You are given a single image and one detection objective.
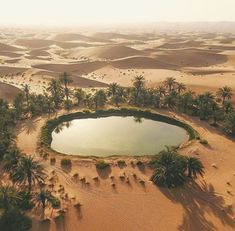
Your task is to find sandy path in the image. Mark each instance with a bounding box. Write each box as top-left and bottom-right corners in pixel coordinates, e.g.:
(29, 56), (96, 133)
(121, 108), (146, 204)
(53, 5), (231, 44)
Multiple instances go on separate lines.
(15, 110), (235, 231)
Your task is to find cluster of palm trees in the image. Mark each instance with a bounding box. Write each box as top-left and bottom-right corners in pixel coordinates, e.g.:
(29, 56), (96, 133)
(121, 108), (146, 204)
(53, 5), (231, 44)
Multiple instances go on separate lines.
(10, 73), (235, 135)
(0, 147), (60, 230)
(149, 147), (204, 188)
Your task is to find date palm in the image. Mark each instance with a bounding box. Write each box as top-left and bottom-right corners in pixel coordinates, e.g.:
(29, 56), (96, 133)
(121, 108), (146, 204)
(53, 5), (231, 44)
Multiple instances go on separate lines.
(185, 156), (204, 178)
(74, 88), (86, 107)
(217, 86), (233, 104)
(59, 72), (73, 109)
(176, 82), (186, 95)
(0, 185), (21, 212)
(11, 156), (46, 193)
(23, 84), (30, 108)
(34, 189), (60, 210)
(164, 77), (177, 92)
(108, 83), (119, 97)
(3, 146), (22, 171)
(150, 147), (187, 188)
(47, 79), (63, 108)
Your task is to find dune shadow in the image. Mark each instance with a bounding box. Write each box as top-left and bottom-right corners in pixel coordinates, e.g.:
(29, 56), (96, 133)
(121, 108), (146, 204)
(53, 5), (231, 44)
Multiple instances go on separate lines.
(158, 181), (235, 231)
(96, 166), (112, 179)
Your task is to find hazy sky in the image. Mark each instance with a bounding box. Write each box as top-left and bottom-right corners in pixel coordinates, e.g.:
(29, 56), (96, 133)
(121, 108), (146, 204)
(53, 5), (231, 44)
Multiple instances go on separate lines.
(1, 0), (235, 26)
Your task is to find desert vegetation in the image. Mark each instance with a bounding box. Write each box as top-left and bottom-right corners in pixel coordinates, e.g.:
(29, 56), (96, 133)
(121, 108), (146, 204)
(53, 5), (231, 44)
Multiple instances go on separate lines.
(149, 146), (204, 187)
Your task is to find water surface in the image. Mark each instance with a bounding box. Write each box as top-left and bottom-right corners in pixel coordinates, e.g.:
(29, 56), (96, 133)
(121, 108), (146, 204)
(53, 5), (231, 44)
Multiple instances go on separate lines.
(51, 116), (188, 156)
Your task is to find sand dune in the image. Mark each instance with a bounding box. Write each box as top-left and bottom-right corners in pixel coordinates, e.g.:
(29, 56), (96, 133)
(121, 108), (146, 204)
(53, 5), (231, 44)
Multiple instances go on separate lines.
(0, 42), (23, 51)
(27, 49), (50, 57)
(15, 39), (54, 48)
(15, 39), (89, 49)
(70, 76), (108, 87)
(93, 32), (152, 41)
(0, 82), (21, 101)
(68, 45), (145, 60)
(0, 51), (22, 58)
(33, 70), (108, 87)
(111, 56), (177, 69)
(52, 33), (109, 43)
(155, 49), (228, 67)
(4, 59), (21, 64)
(33, 61), (107, 75)
(0, 66), (28, 75)
(159, 40), (204, 49)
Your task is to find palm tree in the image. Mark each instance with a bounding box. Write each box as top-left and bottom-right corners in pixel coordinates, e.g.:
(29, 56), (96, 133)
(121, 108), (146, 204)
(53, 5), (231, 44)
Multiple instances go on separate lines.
(47, 79), (63, 108)
(132, 75), (145, 103)
(23, 84), (30, 108)
(11, 156), (46, 193)
(74, 88), (86, 107)
(195, 92), (215, 120)
(178, 91), (195, 113)
(164, 92), (177, 108)
(0, 185), (21, 212)
(59, 72), (73, 109)
(150, 147), (187, 187)
(185, 156), (204, 178)
(176, 82), (186, 95)
(34, 189), (59, 210)
(223, 111), (235, 135)
(108, 83), (119, 97)
(93, 90), (107, 108)
(156, 85), (166, 97)
(217, 86), (233, 104)
(3, 146), (22, 171)
(223, 101), (233, 114)
(13, 93), (24, 119)
(164, 77), (177, 92)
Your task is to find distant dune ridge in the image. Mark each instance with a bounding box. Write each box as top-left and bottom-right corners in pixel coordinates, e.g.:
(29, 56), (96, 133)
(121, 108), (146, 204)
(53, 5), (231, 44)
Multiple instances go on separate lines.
(68, 45), (145, 60)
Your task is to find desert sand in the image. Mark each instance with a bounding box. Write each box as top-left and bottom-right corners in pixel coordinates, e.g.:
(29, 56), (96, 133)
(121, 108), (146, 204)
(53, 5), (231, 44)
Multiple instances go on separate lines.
(1, 25), (235, 230)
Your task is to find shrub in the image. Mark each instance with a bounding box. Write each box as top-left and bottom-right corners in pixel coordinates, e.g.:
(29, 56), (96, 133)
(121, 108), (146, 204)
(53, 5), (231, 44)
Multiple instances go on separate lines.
(96, 160), (109, 170)
(60, 158), (72, 168)
(199, 139), (208, 145)
(50, 157), (56, 165)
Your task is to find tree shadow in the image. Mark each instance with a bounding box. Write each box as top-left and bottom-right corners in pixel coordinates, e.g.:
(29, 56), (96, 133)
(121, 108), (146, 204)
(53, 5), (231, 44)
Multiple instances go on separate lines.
(96, 166), (112, 179)
(158, 181), (235, 231)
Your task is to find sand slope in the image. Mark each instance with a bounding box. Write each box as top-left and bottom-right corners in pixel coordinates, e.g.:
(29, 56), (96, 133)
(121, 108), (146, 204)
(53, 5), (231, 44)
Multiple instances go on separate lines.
(69, 45), (145, 60)
(33, 61), (107, 75)
(0, 42), (23, 51)
(155, 49), (228, 67)
(111, 56), (177, 69)
(0, 66), (28, 75)
(0, 82), (21, 101)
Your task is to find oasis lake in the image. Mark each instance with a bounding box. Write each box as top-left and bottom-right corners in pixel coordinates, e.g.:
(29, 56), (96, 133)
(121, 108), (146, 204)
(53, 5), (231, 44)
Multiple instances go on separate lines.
(51, 116), (189, 156)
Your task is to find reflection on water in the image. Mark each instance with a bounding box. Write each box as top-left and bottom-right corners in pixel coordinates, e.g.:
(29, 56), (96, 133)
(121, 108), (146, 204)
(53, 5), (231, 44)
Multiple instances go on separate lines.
(51, 116), (188, 156)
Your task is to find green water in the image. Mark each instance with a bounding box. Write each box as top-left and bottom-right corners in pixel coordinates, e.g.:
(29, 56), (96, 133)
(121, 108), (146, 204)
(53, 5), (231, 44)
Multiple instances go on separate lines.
(51, 116), (188, 156)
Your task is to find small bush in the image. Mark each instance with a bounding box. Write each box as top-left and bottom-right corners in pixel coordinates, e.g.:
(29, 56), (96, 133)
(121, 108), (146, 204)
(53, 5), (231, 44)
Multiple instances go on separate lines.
(60, 158), (72, 168)
(200, 139), (208, 145)
(50, 157), (56, 165)
(96, 160), (109, 170)
(117, 160), (126, 165)
(136, 160), (144, 166)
